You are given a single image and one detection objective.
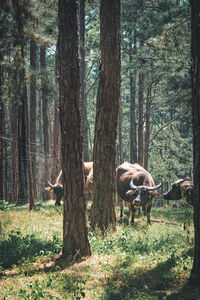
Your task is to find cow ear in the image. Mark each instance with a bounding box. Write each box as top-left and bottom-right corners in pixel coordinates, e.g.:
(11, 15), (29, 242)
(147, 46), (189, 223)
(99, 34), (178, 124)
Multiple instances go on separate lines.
(126, 190), (136, 196)
(150, 190), (158, 197)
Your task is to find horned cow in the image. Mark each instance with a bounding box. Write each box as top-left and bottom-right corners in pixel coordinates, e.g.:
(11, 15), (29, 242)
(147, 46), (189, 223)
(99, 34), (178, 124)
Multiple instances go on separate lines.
(163, 179), (194, 206)
(116, 162), (162, 225)
(47, 162), (93, 206)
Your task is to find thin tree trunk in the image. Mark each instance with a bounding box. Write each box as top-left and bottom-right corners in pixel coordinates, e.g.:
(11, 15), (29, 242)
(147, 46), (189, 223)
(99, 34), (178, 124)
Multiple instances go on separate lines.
(190, 0), (200, 286)
(30, 36), (38, 200)
(80, 0), (89, 162)
(91, 0), (120, 232)
(40, 44), (51, 197)
(118, 94), (123, 165)
(130, 34), (137, 163)
(58, 0), (91, 262)
(51, 98), (61, 182)
(144, 86), (151, 170)
(138, 71), (144, 166)
(0, 61), (4, 200)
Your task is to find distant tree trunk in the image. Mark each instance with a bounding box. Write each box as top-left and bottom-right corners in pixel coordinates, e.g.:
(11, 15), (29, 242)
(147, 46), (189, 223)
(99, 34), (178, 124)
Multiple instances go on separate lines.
(10, 72), (18, 203)
(30, 36), (38, 200)
(130, 49), (137, 163)
(190, 0), (200, 286)
(51, 98), (61, 182)
(12, 0), (28, 204)
(0, 61), (4, 200)
(138, 71), (144, 166)
(144, 86), (151, 170)
(17, 54), (28, 205)
(91, 0), (120, 232)
(40, 44), (51, 196)
(79, 0), (89, 162)
(118, 94), (123, 165)
(58, 0), (91, 262)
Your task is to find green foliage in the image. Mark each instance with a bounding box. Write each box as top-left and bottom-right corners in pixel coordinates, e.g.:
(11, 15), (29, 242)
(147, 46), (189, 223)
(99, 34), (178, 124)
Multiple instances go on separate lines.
(0, 202), (197, 299)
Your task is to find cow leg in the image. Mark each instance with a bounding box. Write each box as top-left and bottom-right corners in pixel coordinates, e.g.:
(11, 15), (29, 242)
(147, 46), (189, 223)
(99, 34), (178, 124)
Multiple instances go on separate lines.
(146, 206), (151, 225)
(130, 205), (137, 225)
(119, 197), (124, 218)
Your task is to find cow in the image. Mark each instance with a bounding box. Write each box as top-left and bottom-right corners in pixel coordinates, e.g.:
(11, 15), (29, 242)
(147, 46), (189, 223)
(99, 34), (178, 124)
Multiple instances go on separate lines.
(46, 162), (93, 206)
(163, 179), (194, 206)
(116, 162), (162, 225)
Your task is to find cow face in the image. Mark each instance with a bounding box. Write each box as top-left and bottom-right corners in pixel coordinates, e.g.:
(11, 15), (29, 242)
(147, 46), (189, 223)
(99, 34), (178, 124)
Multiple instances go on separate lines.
(126, 187), (158, 208)
(163, 179), (194, 206)
(53, 185), (63, 206)
(163, 179), (184, 201)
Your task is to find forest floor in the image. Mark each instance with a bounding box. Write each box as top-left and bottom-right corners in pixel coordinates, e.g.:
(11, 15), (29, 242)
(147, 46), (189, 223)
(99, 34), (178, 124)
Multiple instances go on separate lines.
(0, 200), (200, 299)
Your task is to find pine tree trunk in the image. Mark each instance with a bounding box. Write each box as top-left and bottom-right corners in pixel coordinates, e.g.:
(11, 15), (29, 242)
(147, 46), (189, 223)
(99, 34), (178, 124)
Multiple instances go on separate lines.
(80, 0), (89, 162)
(30, 37), (38, 200)
(144, 86), (151, 170)
(118, 94), (123, 165)
(58, 0), (91, 262)
(51, 98), (61, 182)
(190, 0), (200, 286)
(40, 44), (51, 198)
(91, 0), (120, 232)
(138, 71), (144, 166)
(0, 61), (4, 200)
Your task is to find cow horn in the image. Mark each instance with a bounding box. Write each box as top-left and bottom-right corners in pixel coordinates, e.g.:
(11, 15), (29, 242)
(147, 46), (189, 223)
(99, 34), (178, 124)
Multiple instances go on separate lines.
(47, 180), (55, 188)
(146, 181), (163, 191)
(130, 179), (138, 190)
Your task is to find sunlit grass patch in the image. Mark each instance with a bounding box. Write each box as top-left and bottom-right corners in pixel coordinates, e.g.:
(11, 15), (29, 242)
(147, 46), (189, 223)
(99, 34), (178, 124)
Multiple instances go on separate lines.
(0, 203), (197, 299)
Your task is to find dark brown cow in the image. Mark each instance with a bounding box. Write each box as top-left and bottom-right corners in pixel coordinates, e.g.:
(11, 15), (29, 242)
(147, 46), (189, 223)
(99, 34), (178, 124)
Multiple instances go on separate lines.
(47, 162), (93, 206)
(116, 162), (162, 225)
(163, 179), (194, 206)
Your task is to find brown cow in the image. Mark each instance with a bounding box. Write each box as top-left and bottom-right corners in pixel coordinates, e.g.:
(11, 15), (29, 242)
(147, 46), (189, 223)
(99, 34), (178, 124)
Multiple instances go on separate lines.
(116, 162), (162, 225)
(47, 162), (93, 206)
(163, 179), (194, 206)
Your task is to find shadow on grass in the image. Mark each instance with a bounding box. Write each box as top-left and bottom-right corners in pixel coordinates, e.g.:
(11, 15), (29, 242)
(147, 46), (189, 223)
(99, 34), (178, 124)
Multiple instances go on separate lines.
(101, 248), (198, 300)
(0, 230), (62, 269)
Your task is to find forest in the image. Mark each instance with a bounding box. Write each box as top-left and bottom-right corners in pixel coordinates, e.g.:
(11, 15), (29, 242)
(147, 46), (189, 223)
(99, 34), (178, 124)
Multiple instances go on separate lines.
(1, 0), (200, 299)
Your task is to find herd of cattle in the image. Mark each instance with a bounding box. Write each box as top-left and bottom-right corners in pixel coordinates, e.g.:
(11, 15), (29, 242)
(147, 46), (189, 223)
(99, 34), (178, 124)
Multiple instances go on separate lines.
(45, 162), (194, 225)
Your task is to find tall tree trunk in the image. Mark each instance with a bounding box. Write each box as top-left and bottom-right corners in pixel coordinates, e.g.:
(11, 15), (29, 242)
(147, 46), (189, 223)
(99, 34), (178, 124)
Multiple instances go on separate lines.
(12, 0), (28, 204)
(51, 98), (61, 182)
(118, 94), (123, 165)
(138, 71), (144, 166)
(144, 86), (151, 170)
(40, 44), (51, 197)
(30, 36), (38, 200)
(130, 34), (137, 163)
(190, 0), (200, 286)
(91, 0), (120, 232)
(58, 0), (91, 262)
(0, 60), (4, 200)
(79, 0), (89, 162)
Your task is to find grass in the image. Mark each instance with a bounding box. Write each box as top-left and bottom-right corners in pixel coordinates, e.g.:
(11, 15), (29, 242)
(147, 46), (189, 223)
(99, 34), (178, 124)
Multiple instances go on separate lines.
(0, 200), (199, 299)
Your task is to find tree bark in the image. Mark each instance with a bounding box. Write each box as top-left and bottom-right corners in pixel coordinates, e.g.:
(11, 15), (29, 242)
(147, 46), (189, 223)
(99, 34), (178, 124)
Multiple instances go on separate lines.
(190, 0), (200, 286)
(40, 44), (51, 198)
(144, 86), (151, 170)
(138, 71), (144, 166)
(0, 60), (4, 200)
(79, 0), (89, 162)
(91, 0), (120, 232)
(58, 0), (91, 262)
(30, 36), (38, 200)
(130, 35), (137, 163)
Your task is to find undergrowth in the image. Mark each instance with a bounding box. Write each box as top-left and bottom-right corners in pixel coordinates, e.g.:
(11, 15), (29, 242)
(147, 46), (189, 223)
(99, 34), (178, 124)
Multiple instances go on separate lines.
(0, 201), (199, 299)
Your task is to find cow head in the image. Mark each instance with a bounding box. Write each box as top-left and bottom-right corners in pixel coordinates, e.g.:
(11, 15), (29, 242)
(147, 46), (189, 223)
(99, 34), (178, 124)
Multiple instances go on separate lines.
(163, 179), (194, 206)
(47, 180), (63, 206)
(126, 180), (162, 208)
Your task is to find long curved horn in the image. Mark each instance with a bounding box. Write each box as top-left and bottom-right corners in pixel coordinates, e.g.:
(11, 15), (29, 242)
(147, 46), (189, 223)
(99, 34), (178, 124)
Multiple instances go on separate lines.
(47, 180), (55, 188)
(130, 179), (138, 190)
(146, 181), (163, 191)
(55, 170), (63, 184)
